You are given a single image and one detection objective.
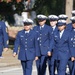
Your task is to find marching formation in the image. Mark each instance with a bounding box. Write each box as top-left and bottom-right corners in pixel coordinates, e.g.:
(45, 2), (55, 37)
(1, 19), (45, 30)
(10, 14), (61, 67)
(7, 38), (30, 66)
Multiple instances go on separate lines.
(1, 10), (75, 75)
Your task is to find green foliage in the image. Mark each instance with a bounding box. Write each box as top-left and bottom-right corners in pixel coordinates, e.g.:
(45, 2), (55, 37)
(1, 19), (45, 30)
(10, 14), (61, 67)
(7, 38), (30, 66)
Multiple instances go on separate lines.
(33, 0), (65, 16)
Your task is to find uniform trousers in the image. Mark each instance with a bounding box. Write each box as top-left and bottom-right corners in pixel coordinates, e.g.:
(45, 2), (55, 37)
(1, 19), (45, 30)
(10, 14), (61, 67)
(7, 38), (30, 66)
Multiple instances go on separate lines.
(0, 44), (3, 56)
(51, 58), (68, 75)
(21, 60), (33, 75)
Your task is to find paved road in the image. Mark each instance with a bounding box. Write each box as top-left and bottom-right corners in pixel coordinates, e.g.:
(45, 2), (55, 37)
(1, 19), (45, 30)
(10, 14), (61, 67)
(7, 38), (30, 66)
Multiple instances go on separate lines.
(0, 50), (49, 75)
(0, 50), (70, 75)
(0, 64), (70, 75)
(0, 63), (50, 75)
(0, 66), (41, 75)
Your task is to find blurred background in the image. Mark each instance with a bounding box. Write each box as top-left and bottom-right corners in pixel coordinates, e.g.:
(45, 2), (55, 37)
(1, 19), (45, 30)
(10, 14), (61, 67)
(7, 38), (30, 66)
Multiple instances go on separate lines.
(0, 0), (74, 50)
(0, 1), (74, 75)
(0, 0), (74, 45)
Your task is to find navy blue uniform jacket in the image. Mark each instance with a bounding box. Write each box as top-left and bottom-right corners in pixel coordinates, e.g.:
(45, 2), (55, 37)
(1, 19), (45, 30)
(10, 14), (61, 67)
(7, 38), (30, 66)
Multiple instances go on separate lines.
(13, 29), (39, 61)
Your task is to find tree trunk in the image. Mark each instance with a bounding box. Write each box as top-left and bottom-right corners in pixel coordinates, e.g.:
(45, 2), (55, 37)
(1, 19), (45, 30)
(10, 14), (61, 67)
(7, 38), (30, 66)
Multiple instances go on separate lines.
(66, 0), (73, 23)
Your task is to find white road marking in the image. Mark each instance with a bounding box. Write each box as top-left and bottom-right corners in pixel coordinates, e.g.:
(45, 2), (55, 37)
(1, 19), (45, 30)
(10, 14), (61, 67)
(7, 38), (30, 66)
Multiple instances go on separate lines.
(0, 68), (21, 73)
(0, 67), (69, 74)
(0, 68), (37, 73)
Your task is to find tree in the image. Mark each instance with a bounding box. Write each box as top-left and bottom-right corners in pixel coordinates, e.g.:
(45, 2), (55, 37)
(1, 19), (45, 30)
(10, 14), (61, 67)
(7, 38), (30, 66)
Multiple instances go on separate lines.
(33, 0), (65, 16)
(65, 0), (73, 22)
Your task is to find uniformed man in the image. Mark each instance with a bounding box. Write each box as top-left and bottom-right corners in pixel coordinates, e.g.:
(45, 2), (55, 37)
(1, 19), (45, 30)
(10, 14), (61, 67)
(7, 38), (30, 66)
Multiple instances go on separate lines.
(58, 14), (68, 26)
(66, 11), (75, 75)
(13, 19), (39, 75)
(58, 14), (68, 20)
(66, 10), (75, 31)
(48, 15), (58, 75)
(58, 14), (71, 75)
(33, 15), (52, 75)
(58, 14), (68, 29)
(48, 15), (58, 34)
(69, 16), (75, 75)
(50, 20), (70, 75)
(58, 14), (69, 30)
(71, 10), (75, 16)
(0, 21), (9, 58)
(66, 10), (75, 32)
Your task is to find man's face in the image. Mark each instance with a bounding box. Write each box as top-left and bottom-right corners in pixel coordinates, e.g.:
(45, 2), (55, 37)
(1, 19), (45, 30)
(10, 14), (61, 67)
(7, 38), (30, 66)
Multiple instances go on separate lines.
(72, 23), (75, 28)
(38, 20), (46, 26)
(24, 25), (32, 31)
(50, 20), (57, 27)
(58, 25), (66, 31)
